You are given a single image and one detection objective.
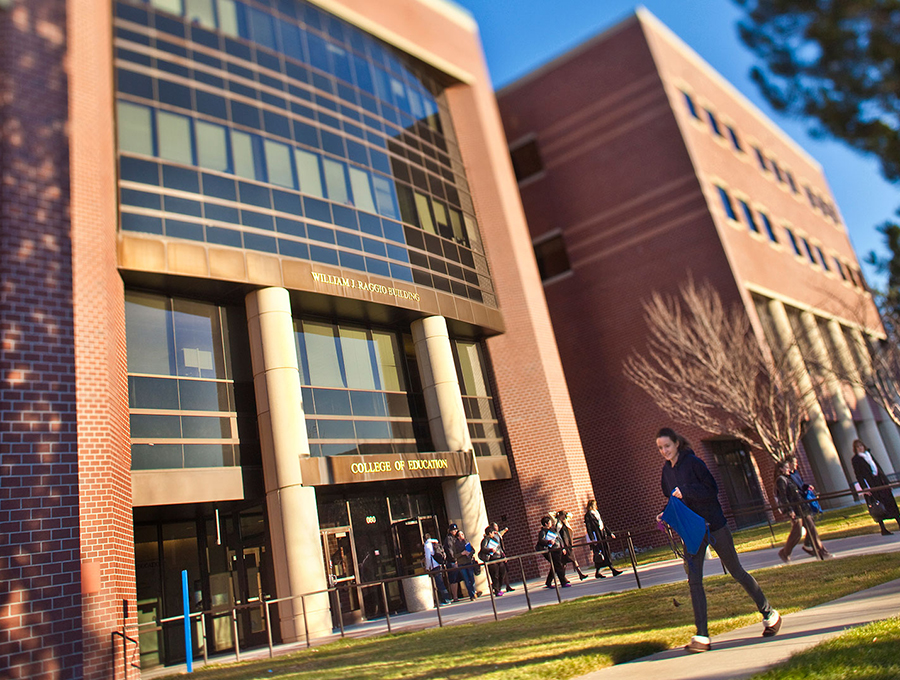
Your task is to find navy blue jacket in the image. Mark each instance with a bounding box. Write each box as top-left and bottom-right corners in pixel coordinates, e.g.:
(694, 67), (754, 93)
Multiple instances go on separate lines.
(661, 448), (727, 531)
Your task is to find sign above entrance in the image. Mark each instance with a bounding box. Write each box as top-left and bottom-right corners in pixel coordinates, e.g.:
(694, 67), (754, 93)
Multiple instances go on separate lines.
(299, 450), (476, 485)
(311, 271), (421, 302)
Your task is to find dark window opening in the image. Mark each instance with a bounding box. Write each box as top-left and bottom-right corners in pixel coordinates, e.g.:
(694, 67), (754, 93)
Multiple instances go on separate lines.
(509, 138), (543, 183)
(533, 234), (571, 281)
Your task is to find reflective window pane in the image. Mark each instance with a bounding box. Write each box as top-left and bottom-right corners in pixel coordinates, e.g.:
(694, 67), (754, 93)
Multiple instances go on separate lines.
(339, 327), (376, 390)
(323, 158), (349, 204)
(372, 331), (404, 391)
(295, 149), (324, 198)
(172, 298), (226, 379)
(302, 322), (345, 387)
(157, 111), (193, 165)
(125, 291), (176, 375)
(117, 101), (154, 156)
(349, 167), (376, 213)
(195, 120), (229, 172)
(264, 139), (295, 188)
(216, 0), (239, 37)
(184, 0), (215, 28)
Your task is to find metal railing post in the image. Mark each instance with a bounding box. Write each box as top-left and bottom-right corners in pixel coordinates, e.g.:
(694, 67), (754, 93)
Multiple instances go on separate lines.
(626, 533), (641, 589)
(301, 593), (311, 648)
(430, 575), (443, 627)
(264, 600), (273, 658)
(231, 609), (241, 662)
(380, 582), (391, 633)
(200, 612), (208, 665)
(518, 557), (532, 611)
(334, 585), (345, 638)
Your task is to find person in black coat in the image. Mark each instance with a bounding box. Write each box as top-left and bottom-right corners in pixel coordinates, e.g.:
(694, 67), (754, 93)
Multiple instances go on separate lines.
(584, 500), (622, 578)
(774, 459), (828, 561)
(554, 510), (588, 581)
(535, 515), (569, 588)
(656, 427), (780, 654)
(851, 439), (900, 535)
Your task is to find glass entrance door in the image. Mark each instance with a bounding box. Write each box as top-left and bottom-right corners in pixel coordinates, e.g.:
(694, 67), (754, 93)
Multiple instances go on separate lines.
(709, 440), (768, 527)
(390, 515), (438, 577)
(321, 528), (362, 627)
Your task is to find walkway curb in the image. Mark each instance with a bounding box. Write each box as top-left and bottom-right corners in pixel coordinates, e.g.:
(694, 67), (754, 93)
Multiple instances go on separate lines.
(574, 577), (900, 680)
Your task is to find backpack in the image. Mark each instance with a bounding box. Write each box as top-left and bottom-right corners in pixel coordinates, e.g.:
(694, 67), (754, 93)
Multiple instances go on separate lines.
(431, 541), (446, 565)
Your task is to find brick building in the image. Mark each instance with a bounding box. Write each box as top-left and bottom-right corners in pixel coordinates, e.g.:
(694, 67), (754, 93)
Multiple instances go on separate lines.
(497, 10), (899, 537)
(0, 0), (594, 676)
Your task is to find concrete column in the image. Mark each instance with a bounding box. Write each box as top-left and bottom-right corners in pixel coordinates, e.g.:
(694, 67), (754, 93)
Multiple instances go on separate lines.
(800, 312), (859, 472)
(825, 319), (893, 469)
(848, 328), (900, 473)
(411, 316), (490, 589)
(246, 287), (331, 640)
(768, 300), (848, 496)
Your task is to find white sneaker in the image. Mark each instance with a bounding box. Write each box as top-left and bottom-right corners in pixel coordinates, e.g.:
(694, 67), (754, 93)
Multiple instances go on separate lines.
(684, 635), (710, 653)
(763, 610), (781, 637)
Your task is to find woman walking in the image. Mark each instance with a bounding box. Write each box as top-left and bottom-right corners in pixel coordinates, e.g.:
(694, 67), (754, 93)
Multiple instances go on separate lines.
(656, 427), (780, 653)
(584, 500), (622, 578)
(555, 510), (588, 581)
(774, 459), (829, 561)
(851, 439), (900, 536)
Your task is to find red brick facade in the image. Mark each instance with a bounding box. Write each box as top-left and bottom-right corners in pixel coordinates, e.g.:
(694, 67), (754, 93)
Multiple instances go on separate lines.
(0, 1), (82, 677)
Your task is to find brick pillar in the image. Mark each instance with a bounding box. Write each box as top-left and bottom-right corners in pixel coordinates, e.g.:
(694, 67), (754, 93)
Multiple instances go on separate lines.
(68, 0), (135, 677)
(0, 1), (83, 677)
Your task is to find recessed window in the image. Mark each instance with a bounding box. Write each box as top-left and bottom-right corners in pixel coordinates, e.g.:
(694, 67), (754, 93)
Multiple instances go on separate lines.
(738, 199), (759, 233)
(753, 147), (768, 171)
(786, 171), (798, 193)
(805, 187), (818, 209)
(726, 126), (743, 151)
(785, 227), (802, 255)
(771, 160), (784, 183)
(706, 109), (723, 137)
(509, 138), (543, 183)
(716, 186), (738, 221)
(683, 91), (702, 120)
(834, 258), (847, 280)
(533, 233), (571, 281)
(759, 212), (778, 242)
(117, 101), (154, 156)
(814, 246), (830, 271)
(801, 237), (817, 265)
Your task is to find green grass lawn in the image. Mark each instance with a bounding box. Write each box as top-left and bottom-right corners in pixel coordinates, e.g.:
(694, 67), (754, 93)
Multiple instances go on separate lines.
(621, 501), (893, 568)
(748, 616), (900, 680)
(159, 553), (900, 680)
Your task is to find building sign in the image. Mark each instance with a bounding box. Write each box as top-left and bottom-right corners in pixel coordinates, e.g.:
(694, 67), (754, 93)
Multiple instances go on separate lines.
(299, 450), (476, 486)
(311, 271), (420, 302)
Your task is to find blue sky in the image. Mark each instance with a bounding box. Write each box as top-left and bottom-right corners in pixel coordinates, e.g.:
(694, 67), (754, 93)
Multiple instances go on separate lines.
(453, 0), (899, 287)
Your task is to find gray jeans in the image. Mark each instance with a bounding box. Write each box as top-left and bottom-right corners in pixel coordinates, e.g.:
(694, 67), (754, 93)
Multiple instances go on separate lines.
(684, 525), (772, 637)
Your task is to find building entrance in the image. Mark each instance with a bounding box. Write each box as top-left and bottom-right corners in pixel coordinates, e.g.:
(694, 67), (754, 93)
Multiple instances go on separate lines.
(134, 502), (276, 669)
(321, 527), (362, 627)
(708, 440), (768, 527)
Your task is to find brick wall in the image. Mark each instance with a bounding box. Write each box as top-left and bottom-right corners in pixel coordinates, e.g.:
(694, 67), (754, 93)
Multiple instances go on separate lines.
(0, 1), (83, 677)
(68, 0), (136, 678)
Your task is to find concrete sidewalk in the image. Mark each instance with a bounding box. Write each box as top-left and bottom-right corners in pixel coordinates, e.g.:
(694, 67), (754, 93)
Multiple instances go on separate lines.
(575, 577), (900, 680)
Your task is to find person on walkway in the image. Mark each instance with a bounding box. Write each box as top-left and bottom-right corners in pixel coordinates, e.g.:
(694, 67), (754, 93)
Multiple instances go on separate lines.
(536, 515), (569, 588)
(851, 439), (900, 536)
(775, 459), (829, 562)
(443, 524), (462, 602)
(584, 500), (623, 578)
(454, 529), (479, 600)
(423, 533), (452, 605)
(478, 525), (508, 597)
(555, 510), (588, 580)
(656, 427), (780, 653)
(489, 522), (515, 592)
(788, 456), (818, 556)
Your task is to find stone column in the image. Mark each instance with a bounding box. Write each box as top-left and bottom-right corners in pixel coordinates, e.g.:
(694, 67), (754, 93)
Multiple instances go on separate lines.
(411, 316), (490, 589)
(825, 319), (893, 469)
(246, 287), (331, 640)
(768, 300), (848, 495)
(848, 328), (900, 473)
(800, 312), (860, 472)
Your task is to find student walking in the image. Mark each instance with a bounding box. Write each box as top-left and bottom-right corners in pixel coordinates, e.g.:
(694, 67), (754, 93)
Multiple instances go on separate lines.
(536, 515), (569, 588)
(555, 510), (588, 581)
(656, 427), (780, 653)
(584, 500), (623, 578)
(774, 459), (829, 561)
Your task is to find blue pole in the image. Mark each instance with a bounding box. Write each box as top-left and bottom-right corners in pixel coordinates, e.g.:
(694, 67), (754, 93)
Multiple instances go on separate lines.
(182, 570), (193, 673)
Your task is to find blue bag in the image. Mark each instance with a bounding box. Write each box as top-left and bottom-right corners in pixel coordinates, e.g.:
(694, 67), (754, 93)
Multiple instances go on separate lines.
(805, 488), (822, 514)
(661, 495), (709, 555)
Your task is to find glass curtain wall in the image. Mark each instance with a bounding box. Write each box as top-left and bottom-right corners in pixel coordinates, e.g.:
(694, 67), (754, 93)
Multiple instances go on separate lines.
(113, 0), (497, 306)
(452, 339), (505, 457)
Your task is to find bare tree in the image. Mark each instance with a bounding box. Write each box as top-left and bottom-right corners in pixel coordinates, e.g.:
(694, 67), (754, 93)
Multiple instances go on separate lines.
(624, 278), (808, 462)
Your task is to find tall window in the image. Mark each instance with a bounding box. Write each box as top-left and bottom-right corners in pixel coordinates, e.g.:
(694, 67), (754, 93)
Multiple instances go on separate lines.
(453, 340), (505, 457)
(716, 186), (738, 221)
(738, 199), (759, 233)
(125, 291), (253, 470)
(533, 233), (571, 282)
(294, 321), (429, 456)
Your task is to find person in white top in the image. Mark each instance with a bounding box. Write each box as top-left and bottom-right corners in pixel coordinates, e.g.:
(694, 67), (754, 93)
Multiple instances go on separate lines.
(423, 534), (452, 604)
